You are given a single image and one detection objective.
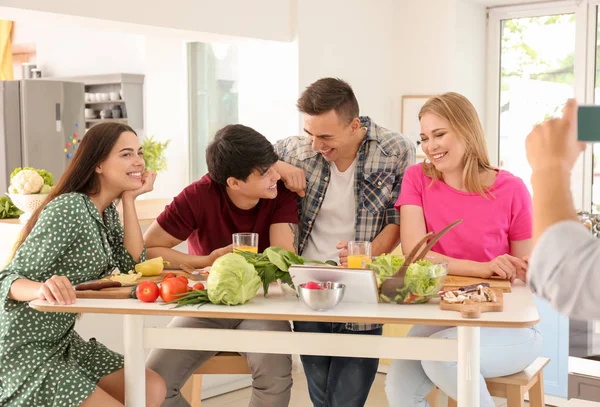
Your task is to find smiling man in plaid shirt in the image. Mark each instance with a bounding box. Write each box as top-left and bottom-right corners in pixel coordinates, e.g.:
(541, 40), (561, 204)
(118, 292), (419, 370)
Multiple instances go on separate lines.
(275, 78), (415, 407)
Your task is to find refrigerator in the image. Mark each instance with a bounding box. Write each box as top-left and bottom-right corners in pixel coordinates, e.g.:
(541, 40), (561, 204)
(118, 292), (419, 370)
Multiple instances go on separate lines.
(0, 80), (85, 193)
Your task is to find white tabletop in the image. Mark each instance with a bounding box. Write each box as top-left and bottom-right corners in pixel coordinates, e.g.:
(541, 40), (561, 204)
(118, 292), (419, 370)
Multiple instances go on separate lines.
(30, 282), (539, 328)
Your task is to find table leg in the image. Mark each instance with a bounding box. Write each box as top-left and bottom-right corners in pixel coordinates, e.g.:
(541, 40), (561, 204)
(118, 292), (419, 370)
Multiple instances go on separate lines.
(124, 315), (146, 407)
(457, 326), (480, 407)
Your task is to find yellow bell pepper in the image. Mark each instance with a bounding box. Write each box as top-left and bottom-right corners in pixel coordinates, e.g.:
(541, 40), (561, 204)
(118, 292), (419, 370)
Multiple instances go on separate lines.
(135, 257), (165, 277)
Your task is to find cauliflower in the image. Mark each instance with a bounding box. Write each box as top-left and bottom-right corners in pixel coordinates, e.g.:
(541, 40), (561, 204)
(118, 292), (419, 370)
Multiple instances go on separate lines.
(11, 170), (44, 194)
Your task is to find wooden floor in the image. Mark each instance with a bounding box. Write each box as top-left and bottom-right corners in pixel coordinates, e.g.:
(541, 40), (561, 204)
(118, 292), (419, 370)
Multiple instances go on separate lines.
(198, 372), (515, 407)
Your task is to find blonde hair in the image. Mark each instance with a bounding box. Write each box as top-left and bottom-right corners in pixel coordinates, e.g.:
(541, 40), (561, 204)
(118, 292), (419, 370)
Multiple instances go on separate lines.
(419, 92), (495, 197)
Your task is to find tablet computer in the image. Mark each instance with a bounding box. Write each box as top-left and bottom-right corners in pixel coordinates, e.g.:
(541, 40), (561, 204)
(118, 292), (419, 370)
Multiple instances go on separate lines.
(289, 265), (380, 304)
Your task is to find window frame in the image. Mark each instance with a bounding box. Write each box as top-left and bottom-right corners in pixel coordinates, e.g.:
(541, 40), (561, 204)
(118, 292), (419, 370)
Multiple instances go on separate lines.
(486, 1), (590, 210)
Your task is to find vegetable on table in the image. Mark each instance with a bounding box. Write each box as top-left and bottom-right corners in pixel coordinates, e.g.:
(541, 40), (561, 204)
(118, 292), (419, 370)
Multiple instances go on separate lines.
(134, 257), (167, 277)
(235, 247), (329, 295)
(207, 253), (261, 305)
(136, 281), (160, 302)
(162, 248), (331, 308)
(0, 196), (23, 219)
(160, 277), (188, 303)
(9, 167), (55, 194)
(10, 170), (44, 194)
(369, 254), (445, 304)
(11, 167), (54, 187)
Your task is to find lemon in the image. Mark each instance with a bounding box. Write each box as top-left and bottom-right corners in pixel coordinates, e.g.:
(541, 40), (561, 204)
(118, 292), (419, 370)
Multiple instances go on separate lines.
(135, 257), (165, 277)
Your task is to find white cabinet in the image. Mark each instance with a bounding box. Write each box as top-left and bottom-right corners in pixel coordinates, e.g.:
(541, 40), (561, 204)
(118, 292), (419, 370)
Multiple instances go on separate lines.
(51, 73), (144, 133)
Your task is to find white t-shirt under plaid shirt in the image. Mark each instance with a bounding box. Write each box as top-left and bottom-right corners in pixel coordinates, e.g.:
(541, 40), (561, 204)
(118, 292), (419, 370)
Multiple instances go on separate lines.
(275, 116), (416, 331)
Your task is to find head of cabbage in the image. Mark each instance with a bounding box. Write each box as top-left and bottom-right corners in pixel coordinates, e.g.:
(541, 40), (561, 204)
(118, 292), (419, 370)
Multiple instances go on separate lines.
(207, 253), (261, 305)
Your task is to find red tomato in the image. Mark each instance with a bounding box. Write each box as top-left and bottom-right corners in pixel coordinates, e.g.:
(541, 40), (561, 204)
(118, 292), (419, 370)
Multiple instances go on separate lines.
(176, 275), (189, 285)
(192, 282), (205, 291)
(160, 278), (188, 302)
(136, 282), (160, 303)
(163, 272), (176, 280)
(304, 281), (323, 290)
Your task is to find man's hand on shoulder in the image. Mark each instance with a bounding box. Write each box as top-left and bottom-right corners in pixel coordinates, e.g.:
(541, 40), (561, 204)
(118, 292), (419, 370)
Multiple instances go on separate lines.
(275, 160), (306, 197)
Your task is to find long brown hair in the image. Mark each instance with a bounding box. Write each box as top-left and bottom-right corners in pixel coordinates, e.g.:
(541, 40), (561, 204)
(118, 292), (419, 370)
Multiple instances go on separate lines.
(419, 92), (495, 197)
(11, 123), (137, 258)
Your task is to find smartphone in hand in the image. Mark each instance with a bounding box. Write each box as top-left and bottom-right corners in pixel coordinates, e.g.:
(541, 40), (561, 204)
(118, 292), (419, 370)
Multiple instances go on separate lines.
(578, 105), (600, 142)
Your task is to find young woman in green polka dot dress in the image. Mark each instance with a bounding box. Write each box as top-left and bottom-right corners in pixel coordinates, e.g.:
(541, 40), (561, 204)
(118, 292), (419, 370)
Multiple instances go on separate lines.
(0, 123), (166, 406)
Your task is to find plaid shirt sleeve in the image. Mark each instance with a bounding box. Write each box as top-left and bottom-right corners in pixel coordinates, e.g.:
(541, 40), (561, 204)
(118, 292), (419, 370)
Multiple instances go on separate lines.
(385, 138), (416, 226)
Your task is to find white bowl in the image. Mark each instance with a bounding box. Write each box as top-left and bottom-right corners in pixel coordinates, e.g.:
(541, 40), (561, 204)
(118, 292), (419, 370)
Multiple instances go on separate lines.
(109, 91), (120, 101)
(7, 193), (49, 222)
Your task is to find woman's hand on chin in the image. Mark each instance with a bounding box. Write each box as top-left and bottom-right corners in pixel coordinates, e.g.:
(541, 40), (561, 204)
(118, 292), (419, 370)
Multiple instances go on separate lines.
(122, 170), (156, 201)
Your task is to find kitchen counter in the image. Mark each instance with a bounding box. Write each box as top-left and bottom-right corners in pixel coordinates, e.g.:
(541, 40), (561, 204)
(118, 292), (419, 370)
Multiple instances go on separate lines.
(0, 218), (21, 224)
(0, 198), (172, 264)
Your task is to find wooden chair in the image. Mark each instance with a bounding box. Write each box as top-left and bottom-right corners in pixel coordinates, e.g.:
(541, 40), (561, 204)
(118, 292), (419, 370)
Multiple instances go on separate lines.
(190, 352), (251, 407)
(446, 357), (549, 407)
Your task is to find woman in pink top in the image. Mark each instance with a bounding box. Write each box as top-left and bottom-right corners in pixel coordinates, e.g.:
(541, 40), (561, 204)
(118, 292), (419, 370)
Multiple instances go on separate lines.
(385, 93), (542, 406)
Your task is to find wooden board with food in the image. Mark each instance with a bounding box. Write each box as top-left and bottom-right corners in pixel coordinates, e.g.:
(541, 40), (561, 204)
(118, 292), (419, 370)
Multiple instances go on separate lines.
(439, 285), (504, 318)
(442, 275), (511, 293)
(74, 255), (201, 299)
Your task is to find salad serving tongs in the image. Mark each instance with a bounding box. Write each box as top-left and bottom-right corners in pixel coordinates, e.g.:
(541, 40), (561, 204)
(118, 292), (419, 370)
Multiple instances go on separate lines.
(379, 219), (463, 299)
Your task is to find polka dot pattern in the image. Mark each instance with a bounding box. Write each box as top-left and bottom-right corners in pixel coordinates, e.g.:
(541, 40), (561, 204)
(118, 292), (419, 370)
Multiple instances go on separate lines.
(0, 193), (145, 406)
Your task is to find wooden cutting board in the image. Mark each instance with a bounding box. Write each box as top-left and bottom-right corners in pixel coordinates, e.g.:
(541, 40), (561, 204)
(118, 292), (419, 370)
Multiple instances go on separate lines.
(440, 289), (504, 317)
(75, 271), (201, 299)
(442, 275), (511, 292)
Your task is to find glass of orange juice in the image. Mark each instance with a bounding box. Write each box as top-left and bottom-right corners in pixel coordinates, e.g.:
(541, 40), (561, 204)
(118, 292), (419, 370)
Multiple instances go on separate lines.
(347, 241), (371, 268)
(233, 233), (259, 254)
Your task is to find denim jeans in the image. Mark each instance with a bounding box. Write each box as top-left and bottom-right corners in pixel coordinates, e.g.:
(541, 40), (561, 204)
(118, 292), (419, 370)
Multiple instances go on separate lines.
(385, 325), (543, 407)
(293, 321), (382, 407)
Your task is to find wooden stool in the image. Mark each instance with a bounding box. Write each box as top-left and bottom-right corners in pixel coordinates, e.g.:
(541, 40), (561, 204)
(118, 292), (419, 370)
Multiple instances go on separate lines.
(190, 352), (251, 407)
(447, 357), (549, 407)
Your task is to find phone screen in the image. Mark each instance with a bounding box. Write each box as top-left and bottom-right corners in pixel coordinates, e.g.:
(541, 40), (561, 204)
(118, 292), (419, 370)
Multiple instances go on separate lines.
(578, 105), (600, 142)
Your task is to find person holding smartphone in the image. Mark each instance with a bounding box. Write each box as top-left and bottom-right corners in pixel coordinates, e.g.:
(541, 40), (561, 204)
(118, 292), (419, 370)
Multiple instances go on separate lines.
(525, 99), (598, 319)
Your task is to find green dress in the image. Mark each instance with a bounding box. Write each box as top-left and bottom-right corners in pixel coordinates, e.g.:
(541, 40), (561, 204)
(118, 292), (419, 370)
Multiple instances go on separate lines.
(0, 193), (145, 406)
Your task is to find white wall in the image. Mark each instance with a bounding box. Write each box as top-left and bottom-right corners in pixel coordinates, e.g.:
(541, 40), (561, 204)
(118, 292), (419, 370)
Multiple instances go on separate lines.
(296, 0), (399, 131)
(294, 0), (487, 135)
(392, 0), (487, 119)
(12, 21), (145, 77)
(237, 40), (298, 143)
(142, 36), (190, 199)
(454, 0), (487, 119)
(1, 0), (294, 42)
(393, 0), (457, 100)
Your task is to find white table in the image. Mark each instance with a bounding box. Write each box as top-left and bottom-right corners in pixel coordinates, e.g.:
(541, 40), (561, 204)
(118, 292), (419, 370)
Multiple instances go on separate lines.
(31, 283), (539, 407)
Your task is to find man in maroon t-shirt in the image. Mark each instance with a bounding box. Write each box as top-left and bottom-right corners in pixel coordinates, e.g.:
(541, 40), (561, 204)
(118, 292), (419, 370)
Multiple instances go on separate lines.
(144, 124), (298, 407)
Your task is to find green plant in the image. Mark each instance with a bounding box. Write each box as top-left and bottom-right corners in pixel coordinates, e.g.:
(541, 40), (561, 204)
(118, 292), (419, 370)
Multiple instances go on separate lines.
(0, 196), (22, 219)
(142, 136), (171, 173)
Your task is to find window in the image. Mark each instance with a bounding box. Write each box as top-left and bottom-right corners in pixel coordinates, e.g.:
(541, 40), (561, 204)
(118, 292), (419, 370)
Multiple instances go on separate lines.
(498, 14), (576, 193)
(187, 43), (240, 180)
(186, 41), (298, 182)
(487, 2), (587, 211)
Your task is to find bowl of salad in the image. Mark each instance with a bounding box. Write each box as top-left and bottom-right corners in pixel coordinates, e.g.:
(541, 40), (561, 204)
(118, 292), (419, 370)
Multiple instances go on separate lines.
(367, 253), (448, 304)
